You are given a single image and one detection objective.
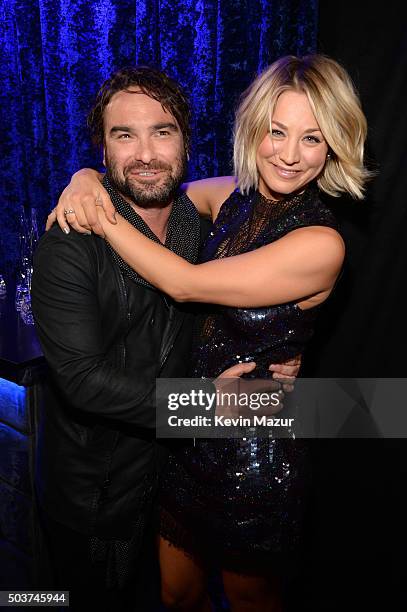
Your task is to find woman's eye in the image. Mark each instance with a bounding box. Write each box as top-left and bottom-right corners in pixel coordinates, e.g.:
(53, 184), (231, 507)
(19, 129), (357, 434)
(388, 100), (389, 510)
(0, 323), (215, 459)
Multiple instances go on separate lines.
(304, 135), (321, 143)
(271, 129), (284, 137)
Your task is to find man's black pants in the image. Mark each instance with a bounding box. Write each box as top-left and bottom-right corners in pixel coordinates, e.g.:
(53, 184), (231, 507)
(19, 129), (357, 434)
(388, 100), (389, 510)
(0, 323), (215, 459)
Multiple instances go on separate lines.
(37, 508), (160, 612)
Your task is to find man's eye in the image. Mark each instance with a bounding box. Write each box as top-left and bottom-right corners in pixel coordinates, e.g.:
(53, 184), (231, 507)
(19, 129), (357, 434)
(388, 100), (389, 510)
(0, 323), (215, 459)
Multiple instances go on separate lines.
(118, 133), (131, 139)
(157, 130), (170, 136)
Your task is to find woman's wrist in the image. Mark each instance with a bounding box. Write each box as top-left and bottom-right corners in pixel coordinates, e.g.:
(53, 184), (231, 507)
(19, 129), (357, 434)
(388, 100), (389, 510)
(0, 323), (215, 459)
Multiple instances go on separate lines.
(74, 168), (104, 182)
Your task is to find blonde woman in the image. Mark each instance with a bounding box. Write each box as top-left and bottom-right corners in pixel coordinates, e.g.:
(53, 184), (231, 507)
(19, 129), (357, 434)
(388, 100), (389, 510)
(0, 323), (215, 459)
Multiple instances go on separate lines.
(51, 54), (370, 611)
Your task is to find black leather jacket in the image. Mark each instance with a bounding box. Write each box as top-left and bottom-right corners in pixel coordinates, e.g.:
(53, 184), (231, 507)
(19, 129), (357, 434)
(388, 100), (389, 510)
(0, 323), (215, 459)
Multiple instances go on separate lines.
(31, 218), (208, 539)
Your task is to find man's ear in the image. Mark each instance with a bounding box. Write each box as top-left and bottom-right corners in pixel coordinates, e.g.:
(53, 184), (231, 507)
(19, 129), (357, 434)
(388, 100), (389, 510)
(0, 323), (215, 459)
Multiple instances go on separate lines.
(102, 147), (106, 167)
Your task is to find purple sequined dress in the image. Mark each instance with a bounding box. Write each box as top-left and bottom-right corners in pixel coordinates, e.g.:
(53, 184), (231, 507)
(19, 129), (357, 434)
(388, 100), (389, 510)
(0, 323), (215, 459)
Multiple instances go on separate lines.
(160, 186), (338, 572)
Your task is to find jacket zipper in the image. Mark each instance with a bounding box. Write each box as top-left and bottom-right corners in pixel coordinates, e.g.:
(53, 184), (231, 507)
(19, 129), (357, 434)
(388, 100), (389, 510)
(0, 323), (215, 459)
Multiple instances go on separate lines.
(117, 269), (130, 368)
(158, 304), (187, 372)
(95, 266), (127, 513)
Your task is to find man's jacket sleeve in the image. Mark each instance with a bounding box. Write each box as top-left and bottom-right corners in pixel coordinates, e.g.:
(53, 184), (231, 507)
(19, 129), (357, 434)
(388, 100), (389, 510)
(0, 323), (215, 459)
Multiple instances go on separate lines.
(31, 231), (157, 428)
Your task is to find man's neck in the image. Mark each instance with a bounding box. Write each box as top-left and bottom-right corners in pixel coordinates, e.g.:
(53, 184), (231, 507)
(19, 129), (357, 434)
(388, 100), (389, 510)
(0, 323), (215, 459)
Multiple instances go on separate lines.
(121, 195), (174, 244)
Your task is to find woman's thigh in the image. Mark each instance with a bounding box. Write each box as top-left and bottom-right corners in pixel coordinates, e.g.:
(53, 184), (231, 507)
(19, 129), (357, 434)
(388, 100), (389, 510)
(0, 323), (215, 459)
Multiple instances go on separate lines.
(222, 569), (283, 612)
(158, 536), (210, 610)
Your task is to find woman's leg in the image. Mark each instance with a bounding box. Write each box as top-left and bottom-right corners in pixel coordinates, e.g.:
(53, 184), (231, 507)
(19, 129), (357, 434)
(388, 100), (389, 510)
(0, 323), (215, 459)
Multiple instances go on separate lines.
(159, 536), (212, 611)
(222, 569), (283, 612)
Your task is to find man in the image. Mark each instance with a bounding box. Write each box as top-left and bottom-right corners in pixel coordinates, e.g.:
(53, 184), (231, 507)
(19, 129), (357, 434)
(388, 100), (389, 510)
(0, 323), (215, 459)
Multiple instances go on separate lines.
(32, 66), (298, 611)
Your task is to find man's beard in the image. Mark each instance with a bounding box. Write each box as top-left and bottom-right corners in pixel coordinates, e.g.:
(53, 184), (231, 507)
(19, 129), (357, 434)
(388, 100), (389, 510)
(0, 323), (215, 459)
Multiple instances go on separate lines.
(105, 152), (187, 209)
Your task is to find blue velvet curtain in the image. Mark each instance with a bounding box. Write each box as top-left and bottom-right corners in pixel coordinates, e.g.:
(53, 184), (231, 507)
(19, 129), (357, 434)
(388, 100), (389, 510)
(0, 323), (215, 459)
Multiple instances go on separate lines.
(0, 0), (317, 268)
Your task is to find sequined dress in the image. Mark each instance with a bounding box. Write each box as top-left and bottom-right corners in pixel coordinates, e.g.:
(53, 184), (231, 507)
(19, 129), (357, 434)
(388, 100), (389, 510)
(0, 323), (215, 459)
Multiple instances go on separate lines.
(159, 186), (338, 572)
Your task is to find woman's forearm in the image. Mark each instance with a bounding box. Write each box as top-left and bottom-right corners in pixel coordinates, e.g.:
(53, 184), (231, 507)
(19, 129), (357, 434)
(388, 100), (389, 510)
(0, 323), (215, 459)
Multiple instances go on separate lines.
(101, 211), (344, 308)
(103, 214), (200, 301)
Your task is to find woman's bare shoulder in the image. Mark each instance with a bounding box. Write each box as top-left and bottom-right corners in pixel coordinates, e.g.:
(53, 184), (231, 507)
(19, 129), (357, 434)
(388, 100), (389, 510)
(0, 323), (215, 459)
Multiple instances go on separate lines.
(182, 176), (237, 219)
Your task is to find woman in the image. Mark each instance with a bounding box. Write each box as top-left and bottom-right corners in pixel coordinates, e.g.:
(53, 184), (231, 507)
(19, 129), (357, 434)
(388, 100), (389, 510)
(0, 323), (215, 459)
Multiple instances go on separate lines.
(50, 55), (370, 611)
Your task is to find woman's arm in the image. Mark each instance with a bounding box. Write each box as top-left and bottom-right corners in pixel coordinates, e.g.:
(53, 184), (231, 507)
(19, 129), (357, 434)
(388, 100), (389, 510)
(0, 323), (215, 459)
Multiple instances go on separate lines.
(99, 210), (345, 308)
(182, 176), (237, 221)
(47, 170), (236, 235)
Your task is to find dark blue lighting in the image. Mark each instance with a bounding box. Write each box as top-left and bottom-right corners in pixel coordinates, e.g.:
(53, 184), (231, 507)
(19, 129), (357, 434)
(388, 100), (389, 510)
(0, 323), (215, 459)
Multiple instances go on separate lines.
(0, 379), (27, 428)
(0, 0), (317, 270)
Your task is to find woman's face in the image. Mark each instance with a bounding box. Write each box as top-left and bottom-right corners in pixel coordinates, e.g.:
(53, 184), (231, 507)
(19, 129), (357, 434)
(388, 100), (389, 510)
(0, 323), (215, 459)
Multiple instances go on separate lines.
(256, 90), (328, 199)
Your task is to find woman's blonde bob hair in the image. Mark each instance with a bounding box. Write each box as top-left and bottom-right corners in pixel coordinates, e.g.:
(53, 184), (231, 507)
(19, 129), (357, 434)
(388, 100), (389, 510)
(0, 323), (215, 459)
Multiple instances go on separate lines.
(233, 54), (371, 199)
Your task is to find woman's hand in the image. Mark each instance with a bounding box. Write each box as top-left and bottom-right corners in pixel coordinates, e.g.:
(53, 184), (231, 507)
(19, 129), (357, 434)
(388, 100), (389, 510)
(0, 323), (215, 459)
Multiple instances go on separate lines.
(45, 169), (115, 236)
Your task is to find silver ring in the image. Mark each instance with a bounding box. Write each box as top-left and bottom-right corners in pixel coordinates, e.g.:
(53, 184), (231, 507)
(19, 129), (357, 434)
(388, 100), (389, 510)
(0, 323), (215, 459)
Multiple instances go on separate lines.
(64, 208), (75, 216)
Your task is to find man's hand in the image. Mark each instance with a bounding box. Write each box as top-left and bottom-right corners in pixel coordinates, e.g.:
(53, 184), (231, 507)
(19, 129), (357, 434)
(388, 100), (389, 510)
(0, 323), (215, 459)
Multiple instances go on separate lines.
(45, 169), (115, 237)
(216, 361), (257, 379)
(213, 362), (283, 417)
(268, 355), (302, 393)
(211, 355), (302, 418)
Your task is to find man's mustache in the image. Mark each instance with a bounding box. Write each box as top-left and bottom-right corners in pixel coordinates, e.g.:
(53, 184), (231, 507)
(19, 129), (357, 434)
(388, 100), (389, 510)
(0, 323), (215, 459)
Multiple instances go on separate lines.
(125, 162), (172, 173)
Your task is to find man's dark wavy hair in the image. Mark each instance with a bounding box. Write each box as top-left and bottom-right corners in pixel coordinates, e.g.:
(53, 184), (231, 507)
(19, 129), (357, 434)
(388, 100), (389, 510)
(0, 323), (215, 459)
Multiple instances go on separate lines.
(87, 66), (191, 155)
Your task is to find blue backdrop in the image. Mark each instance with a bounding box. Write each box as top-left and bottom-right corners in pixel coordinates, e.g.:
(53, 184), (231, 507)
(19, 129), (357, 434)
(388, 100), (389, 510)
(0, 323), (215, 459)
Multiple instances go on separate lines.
(0, 0), (317, 269)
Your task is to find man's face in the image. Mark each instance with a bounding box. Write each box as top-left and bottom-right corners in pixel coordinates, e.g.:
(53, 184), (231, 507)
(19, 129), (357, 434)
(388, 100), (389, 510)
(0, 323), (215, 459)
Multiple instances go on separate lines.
(103, 89), (187, 207)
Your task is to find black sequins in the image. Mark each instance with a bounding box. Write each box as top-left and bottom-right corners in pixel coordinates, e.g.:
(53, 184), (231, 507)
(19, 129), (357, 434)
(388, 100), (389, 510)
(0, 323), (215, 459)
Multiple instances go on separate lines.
(160, 186), (339, 569)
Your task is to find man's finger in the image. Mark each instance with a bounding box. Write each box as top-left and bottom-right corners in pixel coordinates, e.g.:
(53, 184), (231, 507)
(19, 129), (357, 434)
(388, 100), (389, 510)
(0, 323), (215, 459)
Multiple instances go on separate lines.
(226, 362), (256, 377)
(217, 361), (256, 378)
(271, 372), (296, 381)
(283, 356), (301, 365)
(269, 364), (298, 376)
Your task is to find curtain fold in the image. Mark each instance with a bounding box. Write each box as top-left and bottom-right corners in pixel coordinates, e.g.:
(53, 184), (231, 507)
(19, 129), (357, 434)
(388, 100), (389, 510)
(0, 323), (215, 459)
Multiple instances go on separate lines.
(0, 0), (317, 268)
